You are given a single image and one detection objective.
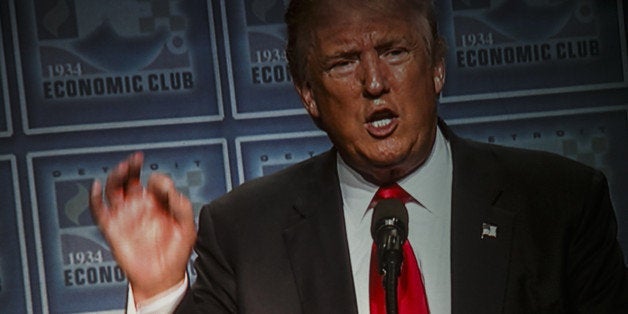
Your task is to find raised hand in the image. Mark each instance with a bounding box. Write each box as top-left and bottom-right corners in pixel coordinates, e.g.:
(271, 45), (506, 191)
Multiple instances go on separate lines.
(89, 152), (196, 303)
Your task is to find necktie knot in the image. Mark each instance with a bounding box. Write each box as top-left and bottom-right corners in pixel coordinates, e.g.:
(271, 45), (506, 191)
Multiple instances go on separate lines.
(371, 183), (414, 207)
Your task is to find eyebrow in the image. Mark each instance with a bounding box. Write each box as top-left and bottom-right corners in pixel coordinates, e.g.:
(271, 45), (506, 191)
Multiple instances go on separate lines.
(323, 36), (410, 60)
(323, 49), (360, 62)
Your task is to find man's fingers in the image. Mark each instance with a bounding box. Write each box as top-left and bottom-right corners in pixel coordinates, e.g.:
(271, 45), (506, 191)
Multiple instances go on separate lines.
(125, 152), (144, 195)
(146, 172), (174, 205)
(89, 179), (109, 228)
(104, 152), (145, 205)
(146, 173), (194, 226)
(105, 159), (129, 206)
(168, 187), (195, 230)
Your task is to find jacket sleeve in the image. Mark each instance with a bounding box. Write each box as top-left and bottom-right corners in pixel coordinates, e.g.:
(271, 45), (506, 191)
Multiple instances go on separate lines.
(567, 171), (628, 313)
(175, 203), (237, 313)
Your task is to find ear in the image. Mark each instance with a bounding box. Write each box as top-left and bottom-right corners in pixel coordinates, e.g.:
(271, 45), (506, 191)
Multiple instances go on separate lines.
(296, 81), (320, 118)
(432, 60), (446, 94)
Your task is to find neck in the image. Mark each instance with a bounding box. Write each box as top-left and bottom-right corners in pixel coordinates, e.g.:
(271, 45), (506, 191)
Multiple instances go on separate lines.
(357, 162), (422, 186)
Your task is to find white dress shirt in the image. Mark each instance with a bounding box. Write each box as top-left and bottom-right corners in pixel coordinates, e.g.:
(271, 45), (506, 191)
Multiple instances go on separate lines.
(128, 127), (453, 313)
(338, 127), (453, 314)
(127, 276), (187, 314)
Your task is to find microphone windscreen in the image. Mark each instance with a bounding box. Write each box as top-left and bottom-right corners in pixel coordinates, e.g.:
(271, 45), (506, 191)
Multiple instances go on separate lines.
(370, 198), (409, 239)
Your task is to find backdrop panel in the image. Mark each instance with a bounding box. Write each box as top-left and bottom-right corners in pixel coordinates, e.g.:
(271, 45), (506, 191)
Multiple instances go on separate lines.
(438, 0), (627, 102)
(12, 0), (223, 134)
(236, 130), (330, 183)
(27, 140), (229, 313)
(222, 0), (303, 119)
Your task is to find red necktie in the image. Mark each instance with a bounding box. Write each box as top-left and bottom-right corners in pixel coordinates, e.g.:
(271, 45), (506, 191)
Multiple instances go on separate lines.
(369, 184), (429, 314)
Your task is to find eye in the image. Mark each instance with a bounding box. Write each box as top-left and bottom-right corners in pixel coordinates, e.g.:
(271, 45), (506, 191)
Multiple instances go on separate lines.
(328, 59), (358, 76)
(381, 48), (409, 64)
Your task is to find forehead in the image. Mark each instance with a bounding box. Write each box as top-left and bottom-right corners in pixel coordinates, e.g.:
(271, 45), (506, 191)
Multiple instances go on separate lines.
(309, 5), (423, 52)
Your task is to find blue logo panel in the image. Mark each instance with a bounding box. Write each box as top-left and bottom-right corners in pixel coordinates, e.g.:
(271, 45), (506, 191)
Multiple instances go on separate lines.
(13, 0), (223, 134)
(236, 131), (331, 183)
(27, 140), (230, 313)
(438, 0), (626, 101)
(222, 0), (302, 119)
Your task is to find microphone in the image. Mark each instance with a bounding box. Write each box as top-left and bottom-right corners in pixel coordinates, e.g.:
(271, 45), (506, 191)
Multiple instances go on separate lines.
(370, 198), (408, 314)
(371, 198), (409, 274)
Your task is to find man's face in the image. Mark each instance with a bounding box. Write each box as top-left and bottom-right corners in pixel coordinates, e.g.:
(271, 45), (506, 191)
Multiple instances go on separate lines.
(297, 3), (445, 185)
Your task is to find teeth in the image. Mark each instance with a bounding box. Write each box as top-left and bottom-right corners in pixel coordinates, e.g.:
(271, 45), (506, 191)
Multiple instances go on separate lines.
(370, 118), (392, 128)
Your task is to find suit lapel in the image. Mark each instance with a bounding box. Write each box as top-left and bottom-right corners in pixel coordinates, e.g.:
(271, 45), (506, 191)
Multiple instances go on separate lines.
(281, 151), (359, 314)
(446, 125), (517, 314)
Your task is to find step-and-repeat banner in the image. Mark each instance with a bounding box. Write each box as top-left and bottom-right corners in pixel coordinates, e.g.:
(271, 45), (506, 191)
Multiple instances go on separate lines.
(1, 0), (627, 313)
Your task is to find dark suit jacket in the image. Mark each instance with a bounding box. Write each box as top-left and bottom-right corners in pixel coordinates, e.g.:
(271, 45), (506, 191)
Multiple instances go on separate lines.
(177, 123), (628, 313)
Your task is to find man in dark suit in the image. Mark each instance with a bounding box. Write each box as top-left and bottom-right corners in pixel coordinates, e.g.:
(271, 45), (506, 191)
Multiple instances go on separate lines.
(90, 0), (628, 313)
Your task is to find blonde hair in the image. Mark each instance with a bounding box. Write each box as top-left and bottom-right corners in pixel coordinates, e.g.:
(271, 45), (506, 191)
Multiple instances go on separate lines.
(284, 0), (447, 87)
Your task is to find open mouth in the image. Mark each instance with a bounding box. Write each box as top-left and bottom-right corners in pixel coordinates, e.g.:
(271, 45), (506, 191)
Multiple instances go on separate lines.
(365, 110), (398, 138)
(369, 118), (393, 128)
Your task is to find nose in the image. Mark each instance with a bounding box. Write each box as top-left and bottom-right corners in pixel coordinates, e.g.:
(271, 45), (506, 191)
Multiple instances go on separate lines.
(361, 52), (389, 99)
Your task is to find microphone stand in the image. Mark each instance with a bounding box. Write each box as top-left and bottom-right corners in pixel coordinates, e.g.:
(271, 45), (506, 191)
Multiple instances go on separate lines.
(382, 249), (403, 314)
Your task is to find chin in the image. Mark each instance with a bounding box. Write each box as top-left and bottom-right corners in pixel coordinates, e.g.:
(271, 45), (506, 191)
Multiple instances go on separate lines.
(373, 146), (412, 164)
(364, 154), (409, 172)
